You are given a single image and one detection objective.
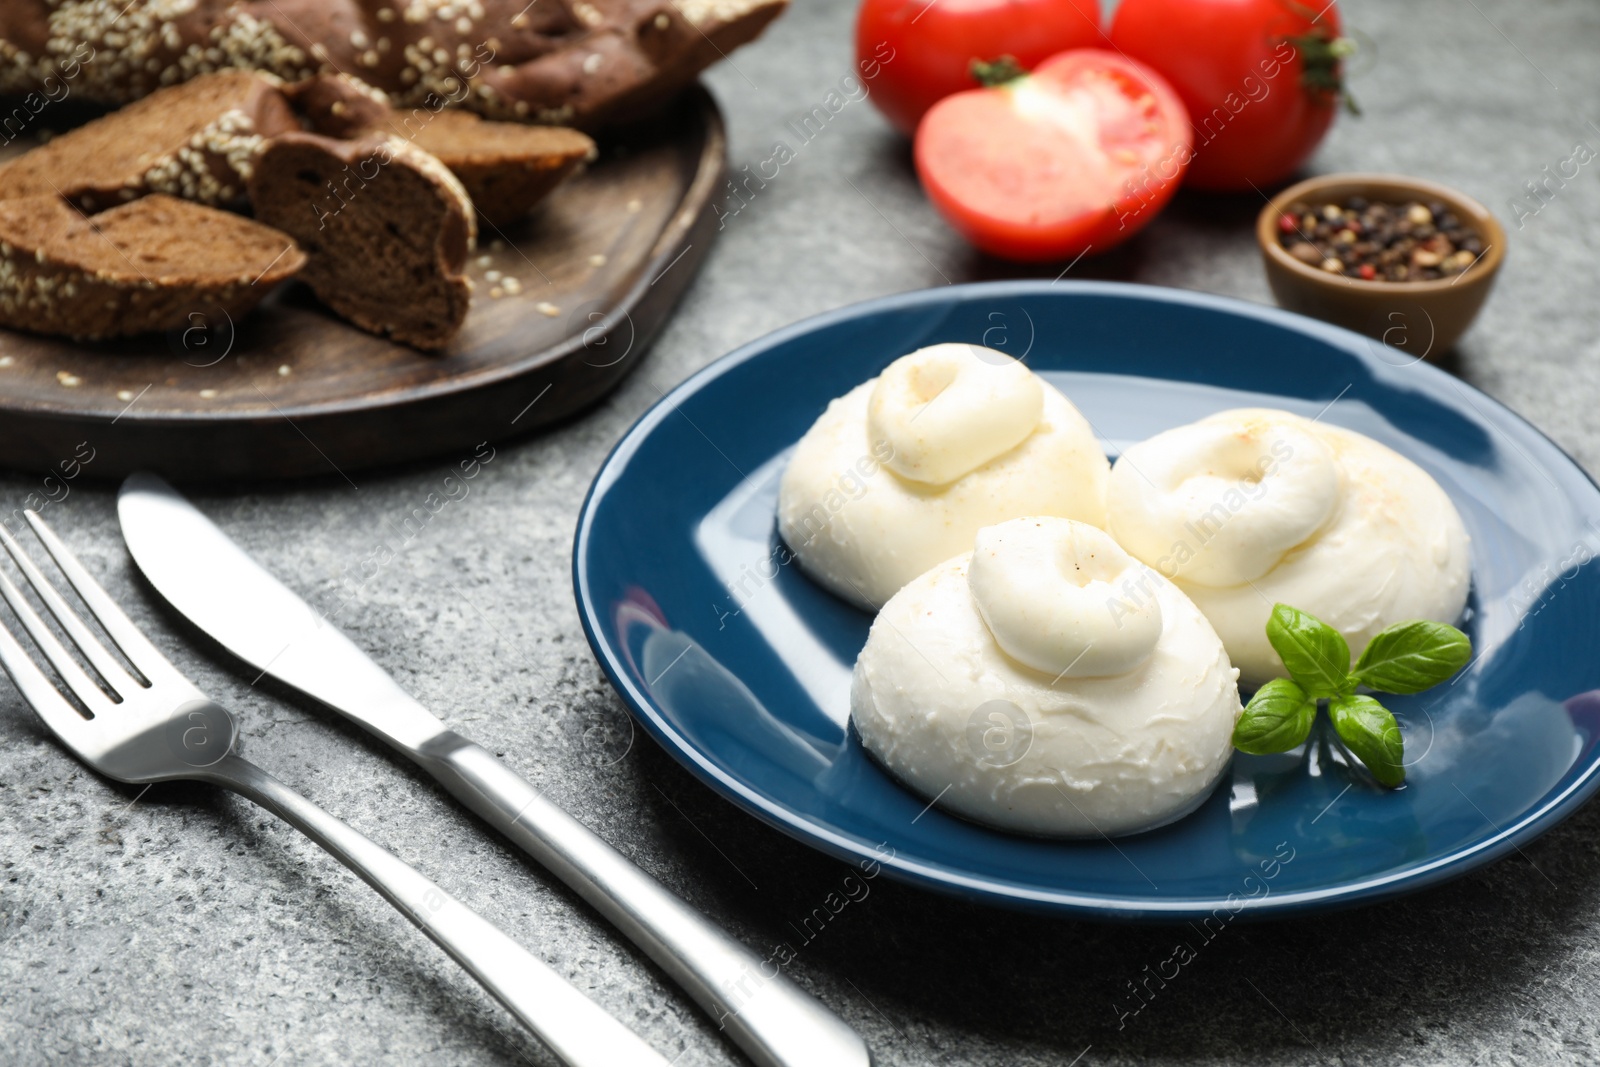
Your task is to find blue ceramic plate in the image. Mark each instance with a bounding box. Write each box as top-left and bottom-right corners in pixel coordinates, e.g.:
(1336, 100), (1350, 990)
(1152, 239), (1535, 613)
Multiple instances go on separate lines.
(574, 281), (1600, 919)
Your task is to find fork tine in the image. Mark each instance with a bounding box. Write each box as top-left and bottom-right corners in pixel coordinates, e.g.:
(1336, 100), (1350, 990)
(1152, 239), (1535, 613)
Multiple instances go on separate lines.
(0, 564), (115, 713)
(0, 522), (144, 697)
(23, 510), (179, 683)
(0, 610), (98, 751)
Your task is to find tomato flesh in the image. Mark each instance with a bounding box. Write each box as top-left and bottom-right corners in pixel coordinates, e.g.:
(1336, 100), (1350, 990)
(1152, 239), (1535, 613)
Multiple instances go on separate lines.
(914, 50), (1192, 262)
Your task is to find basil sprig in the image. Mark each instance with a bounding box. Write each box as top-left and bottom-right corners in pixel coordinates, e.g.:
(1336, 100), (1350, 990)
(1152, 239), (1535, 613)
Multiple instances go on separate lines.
(1231, 604), (1471, 788)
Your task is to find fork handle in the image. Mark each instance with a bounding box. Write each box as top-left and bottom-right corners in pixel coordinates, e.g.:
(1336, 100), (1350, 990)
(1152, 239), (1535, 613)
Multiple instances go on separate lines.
(414, 732), (872, 1067)
(205, 753), (671, 1067)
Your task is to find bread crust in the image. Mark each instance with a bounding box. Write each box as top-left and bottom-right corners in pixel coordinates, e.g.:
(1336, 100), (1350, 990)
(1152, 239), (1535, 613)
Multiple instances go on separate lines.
(0, 71), (297, 211)
(0, 0), (787, 131)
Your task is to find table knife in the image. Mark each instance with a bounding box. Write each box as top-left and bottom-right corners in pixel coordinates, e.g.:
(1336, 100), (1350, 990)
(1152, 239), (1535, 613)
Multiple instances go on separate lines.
(117, 473), (871, 1067)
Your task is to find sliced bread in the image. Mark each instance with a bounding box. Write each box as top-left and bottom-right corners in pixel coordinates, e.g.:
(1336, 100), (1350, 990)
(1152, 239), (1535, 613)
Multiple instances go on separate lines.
(0, 71), (298, 211)
(0, 194), (305, 340)
(286, 74), (596, 225)
(249, 131), (475, 351)
(402, 110), (596, 226)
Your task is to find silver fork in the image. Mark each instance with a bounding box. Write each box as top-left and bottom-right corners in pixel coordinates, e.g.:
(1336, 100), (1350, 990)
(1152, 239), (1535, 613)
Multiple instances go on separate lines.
(0, 510), (672, 1067)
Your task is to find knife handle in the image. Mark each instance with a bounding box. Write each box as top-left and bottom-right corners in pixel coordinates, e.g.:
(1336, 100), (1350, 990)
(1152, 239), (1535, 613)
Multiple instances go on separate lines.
(208, 754), (671, 1067)
(415, 732), (871, 1067)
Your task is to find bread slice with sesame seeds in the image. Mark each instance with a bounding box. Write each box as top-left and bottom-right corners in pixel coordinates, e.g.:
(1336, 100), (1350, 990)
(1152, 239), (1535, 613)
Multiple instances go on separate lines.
(285, 74), (597, 225)
(0, 71), (298, 212)
(0, 194), (306, 340)
(249, 131), (475, 351)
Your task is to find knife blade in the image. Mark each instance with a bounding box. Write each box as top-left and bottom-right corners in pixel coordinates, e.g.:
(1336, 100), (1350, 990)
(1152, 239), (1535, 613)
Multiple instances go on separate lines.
(118, 472), (871, 1067)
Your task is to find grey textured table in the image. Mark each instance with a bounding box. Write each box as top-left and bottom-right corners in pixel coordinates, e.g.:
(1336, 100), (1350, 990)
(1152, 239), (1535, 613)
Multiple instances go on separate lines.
(4, 1), (1599, 1063)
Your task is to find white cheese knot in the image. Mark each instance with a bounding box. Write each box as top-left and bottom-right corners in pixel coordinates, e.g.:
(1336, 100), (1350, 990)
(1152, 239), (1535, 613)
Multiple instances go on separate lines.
(850, 520), (1242, 838)
(867, 343), (1044, 486)
(968, 519), (1162, 678)
(1105, 407), (1472, 686)
(1108, 418), (1340, 587)
(777, 346), (1109, 609)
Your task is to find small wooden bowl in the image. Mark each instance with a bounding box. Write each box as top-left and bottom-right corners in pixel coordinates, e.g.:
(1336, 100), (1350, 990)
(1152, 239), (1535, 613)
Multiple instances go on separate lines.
(1256, 173), (1506, 359)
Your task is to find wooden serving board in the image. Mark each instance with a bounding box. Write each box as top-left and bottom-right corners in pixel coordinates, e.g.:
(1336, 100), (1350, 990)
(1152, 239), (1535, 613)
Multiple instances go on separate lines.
(0, 87), (726, 481)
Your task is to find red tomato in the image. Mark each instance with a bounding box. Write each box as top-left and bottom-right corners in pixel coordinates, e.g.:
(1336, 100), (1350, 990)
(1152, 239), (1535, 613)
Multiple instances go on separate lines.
(914, 50), (1192, 262)
(1108, 0), (1347, 191)
(855, 0), (1103, 137)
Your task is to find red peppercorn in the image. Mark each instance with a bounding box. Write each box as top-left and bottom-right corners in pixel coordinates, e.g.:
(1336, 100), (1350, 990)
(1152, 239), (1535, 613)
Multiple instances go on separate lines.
(1358, 263), (1377, 280)
(1277, 213), (1298, 235)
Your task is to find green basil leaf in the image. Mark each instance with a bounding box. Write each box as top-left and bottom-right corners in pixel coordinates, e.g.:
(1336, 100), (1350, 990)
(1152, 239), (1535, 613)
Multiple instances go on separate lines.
(1353, 619), (1472, 694)
(1329, 694), (1405, 787)
(1232, 678), (1317, 755)
(1265, 603), (1352, 698)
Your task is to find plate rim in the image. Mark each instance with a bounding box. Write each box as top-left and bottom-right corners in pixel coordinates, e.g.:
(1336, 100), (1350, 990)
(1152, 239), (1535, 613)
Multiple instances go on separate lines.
(573, 279), (1600, 919)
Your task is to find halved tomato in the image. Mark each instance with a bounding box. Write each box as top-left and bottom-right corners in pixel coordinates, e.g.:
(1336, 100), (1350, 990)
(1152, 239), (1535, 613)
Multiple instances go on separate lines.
(914, 50), (1193, 262)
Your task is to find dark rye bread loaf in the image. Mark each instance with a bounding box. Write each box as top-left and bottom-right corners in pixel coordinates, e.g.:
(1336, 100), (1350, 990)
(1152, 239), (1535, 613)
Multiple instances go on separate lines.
(0, 71), (296, 210)
(250, 131), (474, 350)
(0, 193), (305, 339)
(0, 0), (787, 131)
(286, 73), (596, 224)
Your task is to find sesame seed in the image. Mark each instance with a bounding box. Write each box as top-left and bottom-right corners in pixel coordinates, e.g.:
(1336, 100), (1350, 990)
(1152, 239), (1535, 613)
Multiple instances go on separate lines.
(117, 389), (134, 401)
(476, 255), (492, 267)
(484, 269), (501, 282)
(626, 198), (643, 213)
(199, 388), (218, 399)
(582, 53), (602, 75)
(536, 301), (559, 317)
(588, 253), (607, 267)
(57, 371), (81, 387)
(278, 364), (291, 376)
(489, 286), (503, 298)
(0, 356), (12, 368)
